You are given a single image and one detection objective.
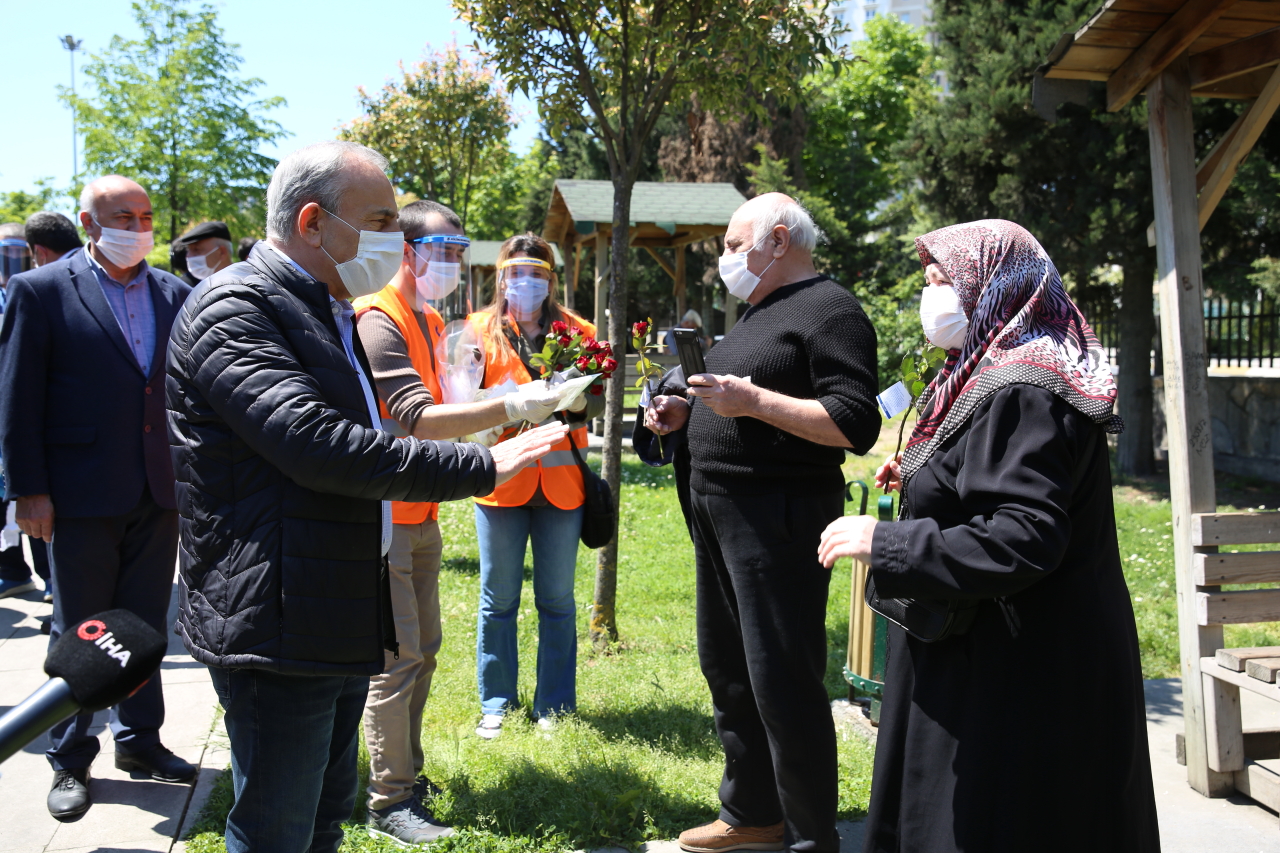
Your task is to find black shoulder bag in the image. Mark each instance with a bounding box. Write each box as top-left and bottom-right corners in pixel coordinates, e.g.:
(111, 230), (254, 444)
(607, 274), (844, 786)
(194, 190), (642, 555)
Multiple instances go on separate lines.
(555, 413), (615, 549)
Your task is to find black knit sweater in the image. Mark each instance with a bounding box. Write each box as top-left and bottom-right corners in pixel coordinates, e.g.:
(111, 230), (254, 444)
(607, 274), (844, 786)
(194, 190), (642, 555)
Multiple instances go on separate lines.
(687, 276), (881, 496)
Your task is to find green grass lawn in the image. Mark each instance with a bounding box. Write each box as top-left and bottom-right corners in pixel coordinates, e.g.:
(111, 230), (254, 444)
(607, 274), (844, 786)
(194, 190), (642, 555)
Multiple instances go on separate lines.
(184, 456), (875, 853)
(185, 416), (1280, 851)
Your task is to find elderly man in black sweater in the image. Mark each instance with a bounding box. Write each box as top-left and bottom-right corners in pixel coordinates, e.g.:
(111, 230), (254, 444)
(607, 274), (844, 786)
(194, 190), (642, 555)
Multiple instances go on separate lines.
(644, 193), (880, 853)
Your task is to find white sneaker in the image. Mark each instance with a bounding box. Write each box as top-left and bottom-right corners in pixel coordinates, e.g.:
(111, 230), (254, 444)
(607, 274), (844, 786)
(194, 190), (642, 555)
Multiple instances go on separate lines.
(537, 717), (555, 738)
(475, 714), (503, 739)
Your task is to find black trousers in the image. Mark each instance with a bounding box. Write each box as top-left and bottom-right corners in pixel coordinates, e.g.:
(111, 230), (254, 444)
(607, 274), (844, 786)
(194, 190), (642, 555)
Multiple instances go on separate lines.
(690, 486), (842, 853)
(47, 486), (178, 769)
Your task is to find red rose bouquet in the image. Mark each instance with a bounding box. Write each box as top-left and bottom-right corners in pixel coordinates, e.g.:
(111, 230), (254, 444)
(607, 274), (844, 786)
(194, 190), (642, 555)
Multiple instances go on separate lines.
(528, 320), (616, 395)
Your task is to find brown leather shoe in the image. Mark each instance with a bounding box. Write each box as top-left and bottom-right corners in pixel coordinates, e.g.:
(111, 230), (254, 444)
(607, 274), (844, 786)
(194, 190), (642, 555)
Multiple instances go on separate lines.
(678, 819), (785, 852)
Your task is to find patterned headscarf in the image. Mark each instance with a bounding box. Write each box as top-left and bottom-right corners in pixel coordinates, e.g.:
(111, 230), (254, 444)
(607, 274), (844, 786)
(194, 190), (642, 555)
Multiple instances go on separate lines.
(900, 219), (1123, 487)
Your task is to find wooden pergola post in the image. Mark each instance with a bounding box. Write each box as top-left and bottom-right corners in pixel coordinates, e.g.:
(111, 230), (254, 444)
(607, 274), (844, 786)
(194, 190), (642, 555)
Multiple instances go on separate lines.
(1147, 55), (1234, 798)
(594, 230), (610, 338)
(568, 243), (581, 312)
(675, 245), (687, 319)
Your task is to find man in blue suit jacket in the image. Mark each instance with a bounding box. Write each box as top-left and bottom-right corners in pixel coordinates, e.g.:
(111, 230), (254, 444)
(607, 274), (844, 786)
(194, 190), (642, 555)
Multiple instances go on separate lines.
(0, 175), (195, 822)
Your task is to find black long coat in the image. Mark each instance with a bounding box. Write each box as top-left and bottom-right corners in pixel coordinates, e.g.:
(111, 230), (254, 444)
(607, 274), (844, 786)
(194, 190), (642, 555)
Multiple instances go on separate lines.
(864, 384), (1160, 852)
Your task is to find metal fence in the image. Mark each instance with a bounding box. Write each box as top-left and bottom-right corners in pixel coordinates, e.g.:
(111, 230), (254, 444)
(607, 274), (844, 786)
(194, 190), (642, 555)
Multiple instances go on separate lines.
(1080, 295), (1280, 369)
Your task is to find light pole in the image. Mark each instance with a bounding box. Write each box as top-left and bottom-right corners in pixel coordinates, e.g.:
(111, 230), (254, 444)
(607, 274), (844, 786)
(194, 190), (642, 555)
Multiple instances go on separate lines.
(60, 35), (83, 178)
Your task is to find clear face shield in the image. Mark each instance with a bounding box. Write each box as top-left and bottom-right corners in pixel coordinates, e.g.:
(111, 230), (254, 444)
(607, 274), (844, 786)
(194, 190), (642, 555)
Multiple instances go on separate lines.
(407, 234), (471, 321)
(499, 257), (554, 322)
(0, 238), (32, 289)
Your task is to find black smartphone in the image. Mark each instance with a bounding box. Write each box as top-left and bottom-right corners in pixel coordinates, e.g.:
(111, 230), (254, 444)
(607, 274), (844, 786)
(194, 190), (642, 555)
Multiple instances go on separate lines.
(672, 328), (706, 378)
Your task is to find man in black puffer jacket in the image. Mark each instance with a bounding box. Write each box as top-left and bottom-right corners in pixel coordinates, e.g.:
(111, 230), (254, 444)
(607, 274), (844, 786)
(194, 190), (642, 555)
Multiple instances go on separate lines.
(167, 140), (566, 853)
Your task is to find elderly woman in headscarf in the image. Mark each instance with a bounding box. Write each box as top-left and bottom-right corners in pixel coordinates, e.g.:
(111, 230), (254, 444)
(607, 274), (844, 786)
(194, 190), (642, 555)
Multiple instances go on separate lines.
(819, 221), (1159, 852)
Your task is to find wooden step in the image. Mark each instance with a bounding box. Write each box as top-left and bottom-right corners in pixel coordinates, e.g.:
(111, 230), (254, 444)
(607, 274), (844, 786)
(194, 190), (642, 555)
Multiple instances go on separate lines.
(1246, 657), (1280, 683)
(1216, 646), (1280, 671)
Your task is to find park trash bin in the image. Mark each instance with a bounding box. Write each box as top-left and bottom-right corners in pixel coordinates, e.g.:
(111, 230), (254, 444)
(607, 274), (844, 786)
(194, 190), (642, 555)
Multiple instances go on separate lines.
(843, 481), (892, 725)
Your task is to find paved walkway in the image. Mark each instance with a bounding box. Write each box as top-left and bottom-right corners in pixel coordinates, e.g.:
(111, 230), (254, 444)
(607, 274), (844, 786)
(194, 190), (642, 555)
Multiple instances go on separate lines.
(0, 578), (224, 853)
(0, 575), (1276, 851)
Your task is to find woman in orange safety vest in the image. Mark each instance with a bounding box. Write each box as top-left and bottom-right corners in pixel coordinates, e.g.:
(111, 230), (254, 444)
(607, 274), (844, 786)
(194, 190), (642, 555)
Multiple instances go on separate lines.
(468, 233), (604, 739)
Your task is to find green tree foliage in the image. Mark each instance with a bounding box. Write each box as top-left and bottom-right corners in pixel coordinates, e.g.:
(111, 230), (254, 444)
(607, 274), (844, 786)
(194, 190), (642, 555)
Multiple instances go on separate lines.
(802, 17), (931, 281)
(456, 0), (841, 645)
(342, 43), (513, 228)
(64, 0), (287, 244)
(0, 181), (61, 225)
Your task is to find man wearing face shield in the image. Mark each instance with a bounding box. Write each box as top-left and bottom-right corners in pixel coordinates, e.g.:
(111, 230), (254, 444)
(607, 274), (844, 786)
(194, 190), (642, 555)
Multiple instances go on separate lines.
(0, 222), (32, 289)
(171, 220), (234, 286)
(642, 194), (880, 853)
(352, 201), (568, 843)
(0, 177), (196, 821)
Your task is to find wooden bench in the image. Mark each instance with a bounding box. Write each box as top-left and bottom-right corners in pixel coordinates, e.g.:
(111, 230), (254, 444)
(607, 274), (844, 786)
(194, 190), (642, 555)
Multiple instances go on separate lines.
(1192, 512), (1280, 813)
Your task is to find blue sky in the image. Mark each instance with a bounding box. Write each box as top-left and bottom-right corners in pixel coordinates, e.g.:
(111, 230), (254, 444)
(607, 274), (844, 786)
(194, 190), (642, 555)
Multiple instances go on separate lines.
(0, 0), (539, 204)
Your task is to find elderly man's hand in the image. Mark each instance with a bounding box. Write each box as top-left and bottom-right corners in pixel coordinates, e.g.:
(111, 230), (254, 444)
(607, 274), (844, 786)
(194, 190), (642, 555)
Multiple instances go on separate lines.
(489, 422), (569, 485)
(686, 374), (758, 418)
(645, 395), (690, 435)
(875, 452), (903, 494)
(16, 494), (54, 543)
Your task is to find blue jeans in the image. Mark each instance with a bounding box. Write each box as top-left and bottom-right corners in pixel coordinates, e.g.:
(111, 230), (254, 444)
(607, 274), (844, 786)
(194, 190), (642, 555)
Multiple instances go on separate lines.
(475, 503), (583, 718)
(210, 667), (369, 853)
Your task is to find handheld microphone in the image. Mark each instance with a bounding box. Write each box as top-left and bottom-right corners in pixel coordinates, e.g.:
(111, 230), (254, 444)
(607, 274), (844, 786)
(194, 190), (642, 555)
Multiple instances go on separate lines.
(0, 609), (166, 764)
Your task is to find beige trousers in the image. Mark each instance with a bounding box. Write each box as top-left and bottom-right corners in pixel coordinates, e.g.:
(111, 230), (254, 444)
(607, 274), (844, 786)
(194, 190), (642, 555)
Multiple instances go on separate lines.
(363, 518), (443, 810)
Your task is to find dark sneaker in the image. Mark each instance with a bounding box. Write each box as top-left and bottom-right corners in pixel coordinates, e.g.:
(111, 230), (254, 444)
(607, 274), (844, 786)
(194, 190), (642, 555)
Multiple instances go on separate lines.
(48, 768), (91, 821)
(0, 579), (35, 599)
(369, 797), (455, 846)
(678, 819), (785, 852)
(115, 744), (197, 783)
(413, 773), (443, 802)
(43, 585), (53, 603)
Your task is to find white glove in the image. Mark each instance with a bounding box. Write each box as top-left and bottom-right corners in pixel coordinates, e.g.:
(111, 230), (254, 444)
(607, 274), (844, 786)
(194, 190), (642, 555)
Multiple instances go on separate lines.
(504, 382), (561, 424)
(472, 425), (506, 447)
(565, 390), (589, 413)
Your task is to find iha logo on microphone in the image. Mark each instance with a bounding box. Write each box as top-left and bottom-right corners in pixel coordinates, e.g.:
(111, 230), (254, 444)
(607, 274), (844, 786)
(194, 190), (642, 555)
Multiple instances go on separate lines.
(76, 619), (132, 667)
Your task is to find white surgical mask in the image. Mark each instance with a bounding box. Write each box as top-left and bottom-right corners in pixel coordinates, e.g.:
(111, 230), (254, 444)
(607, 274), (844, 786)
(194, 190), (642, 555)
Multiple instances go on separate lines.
(320, 208), (404, 299)
(920, 285), (969, 351)
(505, 277), (549, 320)
(718, 237), (776, 300)
(415, 262), (461, 303)
(186, 252), (217, 281)
(90, 216), (154, 269)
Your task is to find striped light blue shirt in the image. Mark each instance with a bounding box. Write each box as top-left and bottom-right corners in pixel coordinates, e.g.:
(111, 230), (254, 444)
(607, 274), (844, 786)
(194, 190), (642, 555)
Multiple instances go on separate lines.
(84, 246), (156, 375)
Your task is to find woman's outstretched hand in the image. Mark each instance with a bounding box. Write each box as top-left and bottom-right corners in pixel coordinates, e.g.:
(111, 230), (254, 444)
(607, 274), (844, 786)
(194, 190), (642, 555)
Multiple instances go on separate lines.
(875, 452), (903, 493)
(818, 515), (878, 569)
(489, 422), (569, 485)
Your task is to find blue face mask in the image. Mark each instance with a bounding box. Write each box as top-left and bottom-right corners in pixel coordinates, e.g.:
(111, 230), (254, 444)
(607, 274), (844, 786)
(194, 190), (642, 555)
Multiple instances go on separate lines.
(505, 277), (549, 320)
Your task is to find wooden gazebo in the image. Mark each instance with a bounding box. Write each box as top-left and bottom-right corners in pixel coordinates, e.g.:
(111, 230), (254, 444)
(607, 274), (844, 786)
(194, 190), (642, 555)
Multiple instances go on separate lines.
(541, 179), (748, 334)
(1040, 0), (1280, 808)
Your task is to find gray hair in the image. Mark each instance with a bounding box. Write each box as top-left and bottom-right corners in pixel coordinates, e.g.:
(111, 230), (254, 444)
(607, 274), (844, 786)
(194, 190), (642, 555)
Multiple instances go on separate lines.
(78, 184), (97, 218)
(265, 141), (389, 240)
(750, 195), (821, 253)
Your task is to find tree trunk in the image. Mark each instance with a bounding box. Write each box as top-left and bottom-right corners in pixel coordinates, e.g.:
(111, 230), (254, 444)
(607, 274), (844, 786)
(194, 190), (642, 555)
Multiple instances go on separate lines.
(589, 179), (634, 648)
(1116, 250), (1157, 476)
